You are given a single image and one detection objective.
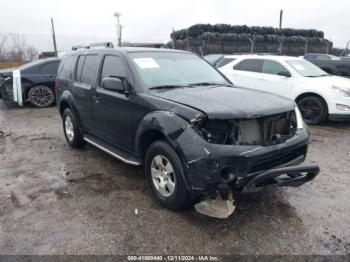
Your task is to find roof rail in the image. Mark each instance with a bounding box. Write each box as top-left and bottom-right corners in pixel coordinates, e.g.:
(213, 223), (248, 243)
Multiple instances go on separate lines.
(72, 42), (114, 51)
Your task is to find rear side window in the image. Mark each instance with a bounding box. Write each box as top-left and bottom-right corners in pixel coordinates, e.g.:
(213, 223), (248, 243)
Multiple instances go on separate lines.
(100, 55), (127, 85)
(80, 55), (98, 85)
(234, 59), (263, 73)
(40, 61), (60, 75)
(262, 60), (289, 75)
(216, 58), (236, 68)
(304, 54), (317, 60)
(75, 56), (85, 82)
(316, 54), (331, 60)
(58, 56), (75, 80)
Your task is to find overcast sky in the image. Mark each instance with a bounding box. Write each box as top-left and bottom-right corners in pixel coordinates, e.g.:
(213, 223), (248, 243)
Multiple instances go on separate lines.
(0, 0), (349, 51)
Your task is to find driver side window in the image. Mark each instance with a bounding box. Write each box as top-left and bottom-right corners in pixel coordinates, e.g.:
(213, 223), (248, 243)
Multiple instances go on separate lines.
(100, 55), (127, 85)
(262, 60), (289, 76)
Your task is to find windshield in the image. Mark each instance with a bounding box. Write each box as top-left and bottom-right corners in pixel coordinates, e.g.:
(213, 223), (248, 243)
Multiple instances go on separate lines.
(287, 60), (328, 77)
(129, 52), (230, 89)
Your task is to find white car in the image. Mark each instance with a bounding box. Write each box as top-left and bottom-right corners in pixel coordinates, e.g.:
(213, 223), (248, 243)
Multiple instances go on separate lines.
(219, 55), (350, 124)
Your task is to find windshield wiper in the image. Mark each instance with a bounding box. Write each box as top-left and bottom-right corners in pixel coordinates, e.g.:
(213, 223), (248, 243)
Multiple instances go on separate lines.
(149, 82), (233, 90)
(305, 74), (329, 77)
(187, 82), (233, 87)
(149, 84), (185, 90)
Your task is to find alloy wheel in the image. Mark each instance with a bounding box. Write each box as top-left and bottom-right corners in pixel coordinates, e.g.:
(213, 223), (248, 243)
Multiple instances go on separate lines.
(64, 116), (75, 142)
(29, 86), (54, 107)
(151, 155), (176, 197)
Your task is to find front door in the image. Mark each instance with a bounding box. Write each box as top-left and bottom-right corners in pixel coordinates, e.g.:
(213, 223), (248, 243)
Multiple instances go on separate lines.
(91, 54), (135, 152)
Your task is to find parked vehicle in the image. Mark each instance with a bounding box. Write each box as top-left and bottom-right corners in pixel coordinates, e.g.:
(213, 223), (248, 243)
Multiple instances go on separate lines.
(203, 54), (224, 66)
(0, 58), (60, 107)
(340, 56), (350, 61)
(56, 46), (319, 215)
(304, 53), (350, 78)
(220, 55), (350, 124)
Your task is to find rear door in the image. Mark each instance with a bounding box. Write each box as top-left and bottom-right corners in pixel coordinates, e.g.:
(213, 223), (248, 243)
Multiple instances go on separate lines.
(72, 53), (98, 131)
(258, 59), (293, 97)
(229, 59), (263, 89)
(91, 53), (136, 152)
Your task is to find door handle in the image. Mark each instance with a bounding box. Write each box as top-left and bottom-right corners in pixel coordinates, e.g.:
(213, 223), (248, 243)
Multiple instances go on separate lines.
(93, 94), (101, 103)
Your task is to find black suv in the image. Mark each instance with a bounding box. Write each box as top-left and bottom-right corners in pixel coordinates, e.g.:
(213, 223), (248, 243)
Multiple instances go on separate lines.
(56, 46), (319, 211)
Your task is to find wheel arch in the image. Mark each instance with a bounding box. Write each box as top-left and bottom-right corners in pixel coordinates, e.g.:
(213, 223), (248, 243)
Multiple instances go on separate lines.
(134, 111), (191, 162)
(295, 92), (329, 114)
(24, 83), (53, 101)
(58, 90), (82, 125)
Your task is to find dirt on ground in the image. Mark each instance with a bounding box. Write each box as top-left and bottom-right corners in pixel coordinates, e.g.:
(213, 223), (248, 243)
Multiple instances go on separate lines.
(0, 101), (349, 255)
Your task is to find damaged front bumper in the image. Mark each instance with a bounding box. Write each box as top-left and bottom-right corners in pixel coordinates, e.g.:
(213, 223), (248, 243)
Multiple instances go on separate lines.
(175, 127), (319, 197)
(0, 77), (13, 101)
(242, 164), (319, 193)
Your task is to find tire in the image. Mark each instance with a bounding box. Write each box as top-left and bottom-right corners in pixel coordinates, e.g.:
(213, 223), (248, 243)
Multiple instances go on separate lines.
(62, 108), (85, 148)
(145, 140), (192, 211)
(28, 85), (55, 108)
(297, 95), (328, 125)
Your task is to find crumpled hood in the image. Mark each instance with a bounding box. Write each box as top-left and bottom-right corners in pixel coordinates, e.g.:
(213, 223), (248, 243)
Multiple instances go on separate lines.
(149, 85), (295, 119)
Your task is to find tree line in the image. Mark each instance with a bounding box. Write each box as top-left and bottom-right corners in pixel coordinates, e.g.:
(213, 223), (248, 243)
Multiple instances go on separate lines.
(0, 33), (38, 63)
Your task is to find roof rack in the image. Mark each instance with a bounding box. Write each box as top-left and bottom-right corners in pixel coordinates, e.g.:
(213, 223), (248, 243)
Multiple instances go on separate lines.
(72, 42), (114, 51)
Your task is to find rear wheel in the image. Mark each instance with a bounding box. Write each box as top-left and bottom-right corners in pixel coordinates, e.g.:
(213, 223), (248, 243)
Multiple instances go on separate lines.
(28, 85), (55, 108)
(297, 96), (328, 125)
(145, 140), (192, 210)
(62, 108), (85, 148)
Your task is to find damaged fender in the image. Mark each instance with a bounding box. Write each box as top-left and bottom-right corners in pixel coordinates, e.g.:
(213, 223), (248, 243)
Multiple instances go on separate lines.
(134, 110), (199, 191)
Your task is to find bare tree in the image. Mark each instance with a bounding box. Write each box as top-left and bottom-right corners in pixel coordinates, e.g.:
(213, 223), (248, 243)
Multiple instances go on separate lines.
(8, 34), (27, 62)
(25, 46), (38, 61)
(5, 34), (38, 62)
(0, 34), (8, 62)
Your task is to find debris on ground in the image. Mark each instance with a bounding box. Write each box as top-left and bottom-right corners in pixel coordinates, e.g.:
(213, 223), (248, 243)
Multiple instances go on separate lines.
(194, 195), (235, 219)
(0, 130), (11, 138)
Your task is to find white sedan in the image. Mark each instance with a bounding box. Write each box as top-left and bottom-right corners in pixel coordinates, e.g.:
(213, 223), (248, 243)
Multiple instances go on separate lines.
(219, 55), (350, 124)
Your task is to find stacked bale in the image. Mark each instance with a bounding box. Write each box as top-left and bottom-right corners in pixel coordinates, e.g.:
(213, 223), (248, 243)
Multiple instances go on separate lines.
(170, 24), (332, 56)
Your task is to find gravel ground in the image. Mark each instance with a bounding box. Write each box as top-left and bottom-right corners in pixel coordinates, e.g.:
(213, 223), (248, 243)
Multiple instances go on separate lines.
(0, 101), (349, 255)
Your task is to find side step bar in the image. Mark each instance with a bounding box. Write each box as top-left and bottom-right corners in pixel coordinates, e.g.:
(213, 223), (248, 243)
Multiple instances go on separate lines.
(242, 164), (320, 193)
(83, 136), (141, 166)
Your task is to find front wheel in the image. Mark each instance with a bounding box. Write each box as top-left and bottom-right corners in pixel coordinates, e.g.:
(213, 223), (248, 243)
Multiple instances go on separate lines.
(28, 85), (55, 108)
(297, 96), (328, 125)
(145, 141), (192, 211)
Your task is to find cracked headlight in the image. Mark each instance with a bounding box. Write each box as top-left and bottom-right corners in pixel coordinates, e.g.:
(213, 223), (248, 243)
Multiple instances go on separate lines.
(332, 85), (350, 97)
(295, 106), (304, 130)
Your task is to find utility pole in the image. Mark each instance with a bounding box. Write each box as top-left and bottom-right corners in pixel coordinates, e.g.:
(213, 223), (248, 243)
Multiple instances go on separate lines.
(249, 33), (256, 53)
(278, 10), (284, 55)
(114, 11), (122, 47)
(51, 18), (58, 57)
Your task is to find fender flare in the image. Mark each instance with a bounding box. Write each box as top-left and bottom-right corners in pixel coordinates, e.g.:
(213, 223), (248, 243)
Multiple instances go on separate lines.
(134, 110), (190, 157)
(58, 90), (82, 125)
(134, 110), (195, 191)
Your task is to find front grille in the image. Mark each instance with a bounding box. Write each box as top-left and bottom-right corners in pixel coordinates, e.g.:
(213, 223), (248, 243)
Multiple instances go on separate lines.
(200, 110), (297, 146)
(249, 146), (307, 173)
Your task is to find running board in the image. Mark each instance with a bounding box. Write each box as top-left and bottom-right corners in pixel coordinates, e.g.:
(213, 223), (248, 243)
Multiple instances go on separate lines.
(83, 136), (141, 166)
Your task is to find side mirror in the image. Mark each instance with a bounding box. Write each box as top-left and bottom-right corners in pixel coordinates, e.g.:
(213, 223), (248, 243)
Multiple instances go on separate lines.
(101, 77), (125, 92)
(277, 71), (291, 77)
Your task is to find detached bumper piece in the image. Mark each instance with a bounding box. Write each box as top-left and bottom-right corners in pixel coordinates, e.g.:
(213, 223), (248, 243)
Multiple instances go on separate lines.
(242, 164), (320, 193)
